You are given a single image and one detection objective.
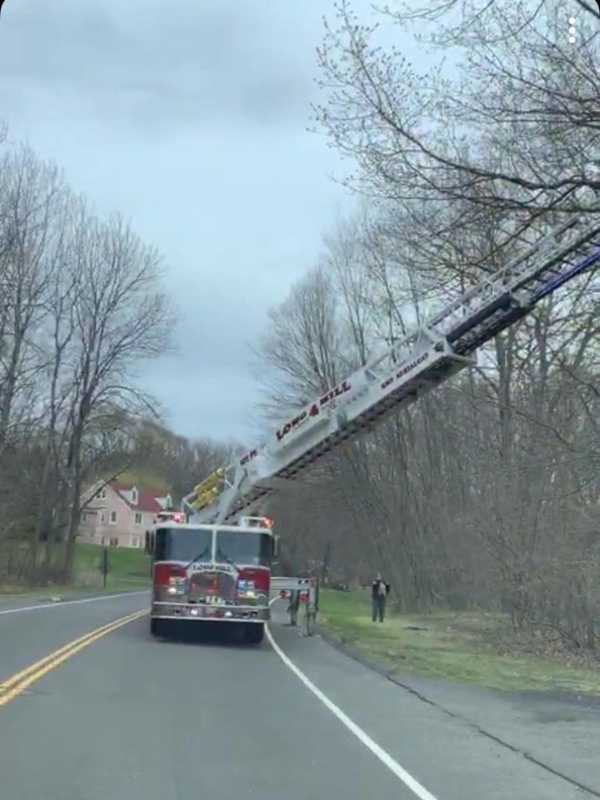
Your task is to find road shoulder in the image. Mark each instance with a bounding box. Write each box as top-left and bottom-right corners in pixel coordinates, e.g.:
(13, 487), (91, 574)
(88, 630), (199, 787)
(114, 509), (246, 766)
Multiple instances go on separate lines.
(317, 623), (600, 797)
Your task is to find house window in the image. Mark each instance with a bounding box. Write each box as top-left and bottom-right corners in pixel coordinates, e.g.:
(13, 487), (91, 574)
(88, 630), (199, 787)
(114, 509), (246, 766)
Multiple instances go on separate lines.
(110, 537), (119, 547)
(134, 512), (142, 525)
(131, 488), (138, 505)
(97, 488), (106, 500)
(132, 536), (140, 548)
(110, 511), (117, 525)
(100, 512), (106, 524)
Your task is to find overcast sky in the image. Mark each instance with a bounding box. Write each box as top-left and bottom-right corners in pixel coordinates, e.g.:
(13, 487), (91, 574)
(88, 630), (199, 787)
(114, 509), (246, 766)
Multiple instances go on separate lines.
(0, 0), (424, 447)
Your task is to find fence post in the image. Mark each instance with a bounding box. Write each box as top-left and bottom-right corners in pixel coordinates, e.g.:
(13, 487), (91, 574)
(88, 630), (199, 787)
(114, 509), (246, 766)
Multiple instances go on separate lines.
(102, 545), (108, 589)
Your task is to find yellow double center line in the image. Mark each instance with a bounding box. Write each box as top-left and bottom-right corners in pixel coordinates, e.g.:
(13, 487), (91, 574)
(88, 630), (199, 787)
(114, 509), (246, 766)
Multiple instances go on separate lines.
(0, 608), (148, 708)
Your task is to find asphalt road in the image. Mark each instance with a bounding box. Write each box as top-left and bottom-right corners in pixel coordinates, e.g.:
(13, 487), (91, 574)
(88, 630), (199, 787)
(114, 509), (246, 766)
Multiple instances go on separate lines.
(0, 592), (597, 800)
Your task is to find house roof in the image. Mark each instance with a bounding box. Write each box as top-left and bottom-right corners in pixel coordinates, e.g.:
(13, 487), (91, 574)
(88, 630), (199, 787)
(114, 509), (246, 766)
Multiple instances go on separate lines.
(110, 481), (165, 514)
(134, 492), (163, 513)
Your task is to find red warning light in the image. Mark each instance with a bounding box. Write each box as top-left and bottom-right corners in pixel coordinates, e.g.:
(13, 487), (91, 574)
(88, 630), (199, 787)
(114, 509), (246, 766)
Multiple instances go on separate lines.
(262, 516), (274, 528)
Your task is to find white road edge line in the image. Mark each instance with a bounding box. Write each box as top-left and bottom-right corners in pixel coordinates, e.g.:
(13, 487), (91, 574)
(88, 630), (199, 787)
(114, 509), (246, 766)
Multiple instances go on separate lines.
(266, 603), (439, 800)
(0, 590), (149, 615)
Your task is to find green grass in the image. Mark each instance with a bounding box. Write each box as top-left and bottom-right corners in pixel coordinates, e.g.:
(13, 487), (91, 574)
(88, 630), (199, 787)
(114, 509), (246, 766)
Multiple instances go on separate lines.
(0, 543), (151, 599)
(319, 589), (600, 696)
(73, 542), (151, 591)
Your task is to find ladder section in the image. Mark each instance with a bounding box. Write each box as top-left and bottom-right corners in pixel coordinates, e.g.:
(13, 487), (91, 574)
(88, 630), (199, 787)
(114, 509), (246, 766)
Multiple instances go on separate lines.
(185, 214), (600, 524)
(429, 216), (600, 356)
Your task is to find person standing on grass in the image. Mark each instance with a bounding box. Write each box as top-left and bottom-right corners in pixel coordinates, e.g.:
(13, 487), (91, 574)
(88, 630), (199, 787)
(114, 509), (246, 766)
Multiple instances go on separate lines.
(371, 572), (390, 622)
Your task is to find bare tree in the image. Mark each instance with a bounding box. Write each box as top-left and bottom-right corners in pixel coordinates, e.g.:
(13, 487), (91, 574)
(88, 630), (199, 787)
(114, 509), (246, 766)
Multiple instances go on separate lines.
(56, 211), (172, 578)
(0, 138), (207, 587)
(253, 266), (344, 421)
(0, 145), (67, 450)
(314, 0), (600, 224)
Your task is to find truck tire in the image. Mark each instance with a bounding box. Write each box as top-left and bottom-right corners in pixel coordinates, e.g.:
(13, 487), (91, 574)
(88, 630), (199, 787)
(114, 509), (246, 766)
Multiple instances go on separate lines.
(245, 623), (264, 645)
(150, 618), (160, 637)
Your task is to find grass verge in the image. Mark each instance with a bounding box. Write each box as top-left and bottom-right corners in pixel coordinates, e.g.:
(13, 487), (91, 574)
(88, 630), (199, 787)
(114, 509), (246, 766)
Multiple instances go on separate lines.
(0, 543), (151, 600)
(319, 588), (600, 696)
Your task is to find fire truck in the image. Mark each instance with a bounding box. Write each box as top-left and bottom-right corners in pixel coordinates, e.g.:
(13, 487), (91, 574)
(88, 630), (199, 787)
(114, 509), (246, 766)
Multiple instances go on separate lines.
(148, 205), (600, 643)
(147, 512), (275, 643)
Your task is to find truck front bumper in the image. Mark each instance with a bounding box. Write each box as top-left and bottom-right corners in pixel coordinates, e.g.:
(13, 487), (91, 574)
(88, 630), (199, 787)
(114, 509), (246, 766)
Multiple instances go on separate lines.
(151, 601), (270, 622)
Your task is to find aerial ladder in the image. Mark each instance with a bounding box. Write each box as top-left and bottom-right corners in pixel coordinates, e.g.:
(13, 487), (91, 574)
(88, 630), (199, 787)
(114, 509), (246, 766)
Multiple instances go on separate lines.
(182, 210), (600, 532)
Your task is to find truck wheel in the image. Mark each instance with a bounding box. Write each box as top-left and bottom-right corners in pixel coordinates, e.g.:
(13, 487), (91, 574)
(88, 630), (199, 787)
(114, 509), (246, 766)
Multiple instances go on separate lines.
(245, 623), (264, 645)
(150, 618), (159, 636)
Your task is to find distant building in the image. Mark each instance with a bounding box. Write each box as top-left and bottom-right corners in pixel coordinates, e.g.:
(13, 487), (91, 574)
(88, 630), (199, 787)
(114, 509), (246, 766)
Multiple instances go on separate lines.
(78, 481), (173, 548)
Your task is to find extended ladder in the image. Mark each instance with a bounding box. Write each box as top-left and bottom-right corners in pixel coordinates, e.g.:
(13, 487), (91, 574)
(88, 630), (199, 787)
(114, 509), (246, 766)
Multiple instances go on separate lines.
(182, 213), (600, 524)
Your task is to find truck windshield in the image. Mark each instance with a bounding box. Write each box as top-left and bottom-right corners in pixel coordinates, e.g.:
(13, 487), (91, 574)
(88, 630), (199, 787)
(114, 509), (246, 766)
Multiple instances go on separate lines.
(154, 527), (213, 562)
(215, 531), (272, 567)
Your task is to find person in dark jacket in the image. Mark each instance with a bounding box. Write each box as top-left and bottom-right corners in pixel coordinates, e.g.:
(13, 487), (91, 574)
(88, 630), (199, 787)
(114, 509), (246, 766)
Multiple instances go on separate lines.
(371, 572), (390, 622)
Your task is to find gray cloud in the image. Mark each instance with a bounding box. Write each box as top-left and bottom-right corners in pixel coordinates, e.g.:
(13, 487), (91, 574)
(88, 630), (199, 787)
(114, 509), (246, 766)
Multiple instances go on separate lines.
(1, 1), (315, 134)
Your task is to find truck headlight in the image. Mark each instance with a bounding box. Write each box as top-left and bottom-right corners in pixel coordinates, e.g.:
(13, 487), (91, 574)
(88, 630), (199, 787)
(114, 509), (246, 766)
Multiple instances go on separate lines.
(168, 576), (186, 595)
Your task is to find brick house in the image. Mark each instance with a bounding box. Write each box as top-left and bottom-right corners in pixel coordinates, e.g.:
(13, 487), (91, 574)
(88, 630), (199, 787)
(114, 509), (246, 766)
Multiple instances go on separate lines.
(78, 481), (173, 549)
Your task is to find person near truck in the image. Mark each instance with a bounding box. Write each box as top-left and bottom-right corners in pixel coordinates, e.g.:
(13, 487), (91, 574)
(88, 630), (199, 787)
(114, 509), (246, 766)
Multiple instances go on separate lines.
(288, 589), (300, 626)
(371, 572), (390, 622)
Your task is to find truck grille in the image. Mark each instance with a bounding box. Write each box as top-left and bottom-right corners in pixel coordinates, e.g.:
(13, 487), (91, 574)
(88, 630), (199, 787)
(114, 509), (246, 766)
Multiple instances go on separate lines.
(188, 570), (237, 604)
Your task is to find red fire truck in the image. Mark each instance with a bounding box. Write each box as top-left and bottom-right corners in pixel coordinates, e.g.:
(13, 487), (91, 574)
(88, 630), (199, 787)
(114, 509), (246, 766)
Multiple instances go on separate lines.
(147, 515), (275, 644)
